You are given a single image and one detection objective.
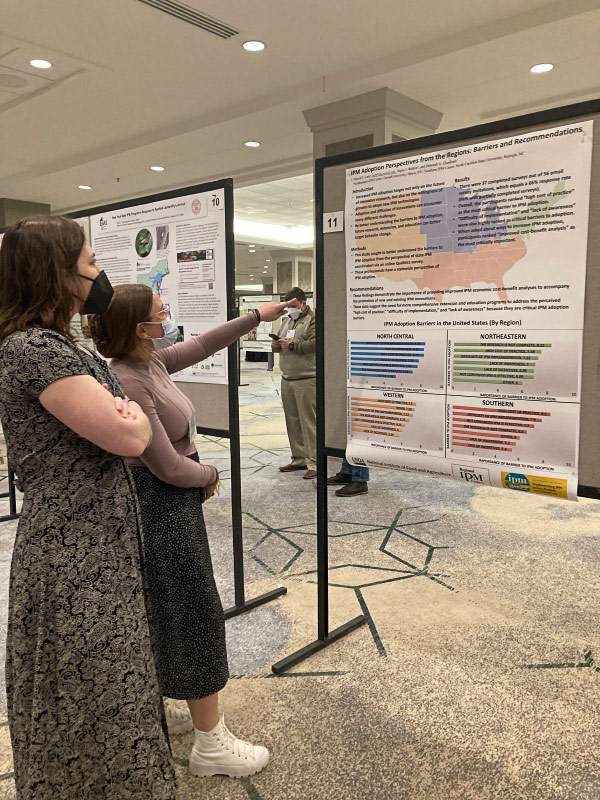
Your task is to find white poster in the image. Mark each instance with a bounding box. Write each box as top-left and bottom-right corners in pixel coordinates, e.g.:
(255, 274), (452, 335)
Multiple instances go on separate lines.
(90, 188), (228, 383)
(344, 121), (594, 500)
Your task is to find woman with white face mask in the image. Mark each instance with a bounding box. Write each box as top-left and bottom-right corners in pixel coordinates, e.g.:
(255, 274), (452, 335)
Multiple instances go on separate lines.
(87, 284), (293, 779)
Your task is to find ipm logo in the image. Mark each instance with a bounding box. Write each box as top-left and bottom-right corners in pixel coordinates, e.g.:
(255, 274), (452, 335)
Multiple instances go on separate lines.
(451, 464), (491, 485)
(460, 468), (483, 483)
(503, 473), (531, 492)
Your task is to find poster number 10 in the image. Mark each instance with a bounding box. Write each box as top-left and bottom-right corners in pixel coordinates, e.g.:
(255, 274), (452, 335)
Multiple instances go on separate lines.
(212, 194), (220, 207)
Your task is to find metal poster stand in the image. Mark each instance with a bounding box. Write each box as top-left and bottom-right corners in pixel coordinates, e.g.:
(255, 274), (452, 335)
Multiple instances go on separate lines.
(70, 179), (286, 621)
(272, 98), (600, 675)
(271, 166), (368, 674)
(0, 471), (19, 523)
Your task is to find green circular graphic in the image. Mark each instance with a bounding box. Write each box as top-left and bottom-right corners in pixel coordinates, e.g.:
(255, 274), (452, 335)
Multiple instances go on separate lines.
(135, 228), (153, 258)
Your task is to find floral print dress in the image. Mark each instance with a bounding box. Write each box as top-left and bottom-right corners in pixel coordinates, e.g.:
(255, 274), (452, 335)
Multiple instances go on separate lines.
(0, 329), (176, 800)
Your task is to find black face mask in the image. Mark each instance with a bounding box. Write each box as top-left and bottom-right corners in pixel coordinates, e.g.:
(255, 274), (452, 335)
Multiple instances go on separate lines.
(76, 270), (114, 315)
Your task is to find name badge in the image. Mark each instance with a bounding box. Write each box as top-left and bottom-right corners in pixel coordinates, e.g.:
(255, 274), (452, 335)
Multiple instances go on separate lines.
(188, 413), (197, 443)
(286, 329), (296, 340)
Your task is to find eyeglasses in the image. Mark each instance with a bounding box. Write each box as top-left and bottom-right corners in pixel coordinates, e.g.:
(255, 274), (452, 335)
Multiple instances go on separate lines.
(141, 303), (171, 324)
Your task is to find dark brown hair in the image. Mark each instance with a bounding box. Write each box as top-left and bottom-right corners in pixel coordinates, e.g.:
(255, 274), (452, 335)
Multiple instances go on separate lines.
(285, 286), (306, 303)
(0, 214), (85, 340)
(87, 284), (153, 360)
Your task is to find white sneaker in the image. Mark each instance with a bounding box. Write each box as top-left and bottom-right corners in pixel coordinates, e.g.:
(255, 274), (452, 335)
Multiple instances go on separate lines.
(164, 700), (194, 735)
(189, 714), (270, 778)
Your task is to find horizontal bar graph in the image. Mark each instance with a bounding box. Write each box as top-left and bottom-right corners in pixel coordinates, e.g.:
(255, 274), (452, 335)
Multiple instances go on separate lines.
(350, 396), (416, 440)
(450, 404), (551, 454)
(350, 341), (426, 379)
(452, 341), (551, 387)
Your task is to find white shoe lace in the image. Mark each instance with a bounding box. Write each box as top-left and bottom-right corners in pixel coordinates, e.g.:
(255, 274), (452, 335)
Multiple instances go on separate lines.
(217, 718), (256, 761)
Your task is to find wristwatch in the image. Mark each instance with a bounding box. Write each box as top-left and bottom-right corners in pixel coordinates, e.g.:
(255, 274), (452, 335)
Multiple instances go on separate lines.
(289, 341), (294, 351)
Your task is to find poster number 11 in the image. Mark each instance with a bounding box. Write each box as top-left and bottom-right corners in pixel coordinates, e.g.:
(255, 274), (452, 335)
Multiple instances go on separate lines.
(324, 211), (344, 233)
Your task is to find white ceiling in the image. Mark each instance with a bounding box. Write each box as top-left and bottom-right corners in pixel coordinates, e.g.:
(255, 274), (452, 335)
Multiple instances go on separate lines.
(235, 174), (314, 228)
(1, 0), (599, 226)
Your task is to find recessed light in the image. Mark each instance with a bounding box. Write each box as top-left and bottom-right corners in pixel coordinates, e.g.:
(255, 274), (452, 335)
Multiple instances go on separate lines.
(243, 41), (265, 52)
(78, 185), (92, 190)
(30, 59), (52, 69)
(250, 274), (254, 277)
(530, 63), (553, 74)
(265, 259), (270, 262)
(245, 141), (261, 148)
(150, 165), (165, 172)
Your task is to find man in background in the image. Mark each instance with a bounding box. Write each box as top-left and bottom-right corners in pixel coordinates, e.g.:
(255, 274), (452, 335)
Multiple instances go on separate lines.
(327, 455), (369, 497)
(272, 287), (317, 479)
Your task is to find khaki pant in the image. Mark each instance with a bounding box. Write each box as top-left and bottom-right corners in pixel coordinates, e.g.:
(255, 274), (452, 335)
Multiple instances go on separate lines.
(281, 376), (317, 471)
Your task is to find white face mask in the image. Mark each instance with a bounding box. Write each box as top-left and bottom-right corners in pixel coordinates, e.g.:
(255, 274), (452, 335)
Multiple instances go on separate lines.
(288, 308), (302, 320)
(152, 317), (179, 350)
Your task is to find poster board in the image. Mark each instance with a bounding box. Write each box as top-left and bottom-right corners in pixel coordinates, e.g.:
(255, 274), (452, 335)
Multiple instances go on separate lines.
(318, 100), (600, 497)
(71, 179), (235, 433)
(239, 294), (274, 350)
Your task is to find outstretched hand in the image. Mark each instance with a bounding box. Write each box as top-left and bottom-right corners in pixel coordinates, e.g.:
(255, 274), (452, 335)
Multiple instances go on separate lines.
(257, 299), (299, 323)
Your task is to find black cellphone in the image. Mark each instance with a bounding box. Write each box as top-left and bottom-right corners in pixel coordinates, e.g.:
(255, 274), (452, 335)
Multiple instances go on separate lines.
(268, 333), (281, 340)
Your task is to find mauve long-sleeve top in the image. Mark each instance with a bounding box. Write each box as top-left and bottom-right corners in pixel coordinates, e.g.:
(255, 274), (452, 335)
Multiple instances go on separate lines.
(110, 313), (256, 488)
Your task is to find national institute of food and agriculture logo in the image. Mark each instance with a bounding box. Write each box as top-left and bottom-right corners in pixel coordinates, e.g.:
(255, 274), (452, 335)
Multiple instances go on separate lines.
(451, 464), (491, 485)
(191, 198), (202, 215)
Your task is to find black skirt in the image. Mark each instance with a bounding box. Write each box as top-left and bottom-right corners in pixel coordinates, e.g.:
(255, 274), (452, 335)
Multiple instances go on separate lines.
(131, 454), (229, 699)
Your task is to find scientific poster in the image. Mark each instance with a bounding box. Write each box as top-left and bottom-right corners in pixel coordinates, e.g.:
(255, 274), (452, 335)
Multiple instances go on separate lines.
(90, 188), (228, 384)
(345, 121), (594, 499)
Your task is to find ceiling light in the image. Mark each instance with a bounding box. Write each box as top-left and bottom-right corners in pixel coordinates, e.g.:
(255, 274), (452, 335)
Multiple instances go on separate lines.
(236, 283), (263, 291)
(245, 141), (260, 148)
(530, 63), (553, 73)
(150, 165), (165, 171)
(250, 274), (254, 277)
(30, 58), (52, 69)
(265, 259), (270, 262)
(78, 185), (92, 190)
(243, 41), (265, 52)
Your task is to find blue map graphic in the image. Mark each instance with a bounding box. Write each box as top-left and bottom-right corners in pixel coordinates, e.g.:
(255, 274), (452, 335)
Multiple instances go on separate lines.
(420, 187), (508, 254)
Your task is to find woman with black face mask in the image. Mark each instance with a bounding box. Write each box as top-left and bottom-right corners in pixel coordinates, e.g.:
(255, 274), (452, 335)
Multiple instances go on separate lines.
(0, 216), (176, 800)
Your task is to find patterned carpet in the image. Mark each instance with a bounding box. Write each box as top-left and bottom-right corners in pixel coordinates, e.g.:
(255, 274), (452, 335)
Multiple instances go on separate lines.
(1, 362), (600, 799)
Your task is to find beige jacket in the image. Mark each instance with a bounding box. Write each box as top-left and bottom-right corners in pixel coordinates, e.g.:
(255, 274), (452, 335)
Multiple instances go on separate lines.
(277, 307), (316, 380)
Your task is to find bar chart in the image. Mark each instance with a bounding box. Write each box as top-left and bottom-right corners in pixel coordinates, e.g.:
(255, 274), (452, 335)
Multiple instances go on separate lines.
(448, 398), (578, 468)
(348, 332), (446, 390)
(452, 342), (549, 386)
(448, 330), (582, 400)
(348, 389), (445, 453)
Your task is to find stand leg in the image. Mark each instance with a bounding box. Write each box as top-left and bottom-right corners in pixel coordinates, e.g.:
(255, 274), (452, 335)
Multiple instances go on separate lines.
(224, 586), (288, 620)
(272, 615), (367, 674)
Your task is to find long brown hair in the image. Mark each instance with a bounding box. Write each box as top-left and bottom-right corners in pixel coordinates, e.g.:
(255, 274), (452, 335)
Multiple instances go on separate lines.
(87, 284), (153, 361)
(0, 214), (85, 341)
